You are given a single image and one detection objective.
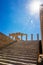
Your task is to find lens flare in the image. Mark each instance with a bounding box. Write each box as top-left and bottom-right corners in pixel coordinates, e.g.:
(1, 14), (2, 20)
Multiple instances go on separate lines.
(29, 1), (41, 15)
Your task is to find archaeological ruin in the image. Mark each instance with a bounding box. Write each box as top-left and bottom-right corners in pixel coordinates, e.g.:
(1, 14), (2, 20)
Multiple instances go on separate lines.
(0, 5), (43, 65)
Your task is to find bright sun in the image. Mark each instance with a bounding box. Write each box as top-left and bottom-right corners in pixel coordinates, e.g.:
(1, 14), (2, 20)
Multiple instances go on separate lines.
(29, 1), (41, 15)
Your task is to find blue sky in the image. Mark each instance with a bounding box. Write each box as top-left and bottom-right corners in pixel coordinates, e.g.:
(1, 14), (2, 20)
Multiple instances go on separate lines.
(0, 0), (43, 40)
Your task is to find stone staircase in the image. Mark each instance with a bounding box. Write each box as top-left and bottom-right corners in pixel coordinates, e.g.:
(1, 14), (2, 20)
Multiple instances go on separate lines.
(0, 40), (39, 65)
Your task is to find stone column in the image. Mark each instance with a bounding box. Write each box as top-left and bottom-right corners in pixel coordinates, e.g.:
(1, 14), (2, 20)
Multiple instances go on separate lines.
(37, 34), (39, 40)
(31, 34), (33, 40)
(40, 5), (43, 53)
(26, 34), (27, 41)
(21, 35), (22, 40)
(9, 34), (10, 38)
(12, 36), (14, 40)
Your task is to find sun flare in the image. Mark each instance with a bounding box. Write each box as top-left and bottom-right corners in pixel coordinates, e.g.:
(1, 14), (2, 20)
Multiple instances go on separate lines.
(29, 1), (41, 15)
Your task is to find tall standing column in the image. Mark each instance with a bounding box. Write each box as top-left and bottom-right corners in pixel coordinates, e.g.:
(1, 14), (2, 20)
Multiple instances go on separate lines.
(31, 34), (33, 40)
(40, 5), (43, 53)
(26, 34), (27, 41)
(21, 35), (22, 40)
(37, 34), (39, 40)
(12, 36), (14, 40)
(9, 34), (10, 38)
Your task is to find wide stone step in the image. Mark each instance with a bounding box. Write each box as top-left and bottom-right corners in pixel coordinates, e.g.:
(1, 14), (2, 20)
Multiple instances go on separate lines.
(0, 53), (37, 56)
(0, 50), (38, 54)
(2, 50), (38, 52)
(0, 57), (37, 63)
(0, 55), (37, 60)
(0, 55), (37, 59)
(5, 47), (38, 49)
(0, 55), (37, 58)
(1, 53), (37, 56)
(0, 54), (37, 58)
(0, 52), (37, 55)
(0, 56), (37, 61)
(0, 58), (37, 64)
(0, 61), (37, 65)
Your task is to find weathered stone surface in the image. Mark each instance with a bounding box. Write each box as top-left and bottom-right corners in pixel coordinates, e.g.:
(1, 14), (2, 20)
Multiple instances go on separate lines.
(0, 40), (39, 65)
(40, 5), (43, 53)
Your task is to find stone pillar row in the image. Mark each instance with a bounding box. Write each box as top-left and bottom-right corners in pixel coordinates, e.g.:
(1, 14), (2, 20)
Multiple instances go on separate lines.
(31, 34), (39, 40)
(9, 34), (39, 41)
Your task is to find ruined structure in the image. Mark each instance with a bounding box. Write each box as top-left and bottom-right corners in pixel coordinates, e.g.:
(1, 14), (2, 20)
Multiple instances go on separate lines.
(9, 32), (28, 41)
(9, 32), (40, 41)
